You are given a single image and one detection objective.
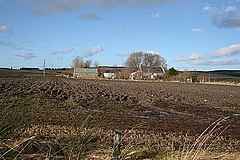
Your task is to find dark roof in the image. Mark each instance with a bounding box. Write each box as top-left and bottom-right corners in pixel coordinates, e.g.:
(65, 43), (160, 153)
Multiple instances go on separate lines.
(98, 66), (125, 73)
(140, 66), (165, 74)
(97, 66), (125, 69)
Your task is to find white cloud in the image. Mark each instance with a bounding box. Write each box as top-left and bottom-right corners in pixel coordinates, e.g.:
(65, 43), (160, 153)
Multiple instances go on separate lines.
(193, 59), (240, 66)
(212, 44), (240, 58)
(203, 3), (240, 28)
(0, 25), (12, 33)
(177, 53), (203, 61)
(51, 48), (74, 55)
(177, 44), (240, 66)
(79, 13), (103, 21)
(151, 12), (161, 18)
(19, 0), (176, 14)
(129, 0), (173, 8)
(225, 6), (237, 13)
(15, 53), (36, 60)
(202, 3), (213, 12)
(95, 0), (129, 9)
(27, 0), (90, 14)
(0, 40), (27, 50)
(83, 45), (104, 57)
(213, 14), (240, 28)
(191, 28), (203, 33)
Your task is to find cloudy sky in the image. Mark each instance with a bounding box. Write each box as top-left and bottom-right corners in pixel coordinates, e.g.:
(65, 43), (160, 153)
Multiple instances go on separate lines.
(0, 0), (240, 70)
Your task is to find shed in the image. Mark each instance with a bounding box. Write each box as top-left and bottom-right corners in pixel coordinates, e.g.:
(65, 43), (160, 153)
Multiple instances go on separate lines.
(103, 73), (115, 79)
(74, 68), (98, 79)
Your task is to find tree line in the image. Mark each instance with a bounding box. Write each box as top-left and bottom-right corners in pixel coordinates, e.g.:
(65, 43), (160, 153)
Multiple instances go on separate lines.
(125, 51), (166, 69)
(72, 51), (167, 69)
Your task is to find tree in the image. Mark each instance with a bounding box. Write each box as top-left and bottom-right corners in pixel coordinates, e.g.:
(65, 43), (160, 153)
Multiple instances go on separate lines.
(72, 56), (84, 68)
(94, 61), (99, 67)
(125, 52), (144, 69)
(125, 51), (166, 69)
(84, 60), (91, 68)
(72, 56), (91, 68)
(167, 67), (178, 77)
(191, 70), (199, 82)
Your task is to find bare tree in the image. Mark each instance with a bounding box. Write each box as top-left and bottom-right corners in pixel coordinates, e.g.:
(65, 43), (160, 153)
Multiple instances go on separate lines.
(85, 60), (91, 68)
(125, 51), (166, 69)
(72, 56), (84, 68)
(94, 61), (99, 67)
(72, 56), (91, 68)
(125, 52), (144, 69)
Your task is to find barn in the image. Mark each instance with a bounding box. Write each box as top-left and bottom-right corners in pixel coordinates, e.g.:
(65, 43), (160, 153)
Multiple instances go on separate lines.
(74, 68), (98, 79)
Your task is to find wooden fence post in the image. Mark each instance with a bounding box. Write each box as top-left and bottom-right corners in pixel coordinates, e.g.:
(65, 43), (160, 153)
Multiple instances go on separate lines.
(112, 129), (122, 159)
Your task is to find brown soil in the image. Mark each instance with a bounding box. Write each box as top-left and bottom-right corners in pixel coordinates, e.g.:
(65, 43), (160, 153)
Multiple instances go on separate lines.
(0, 77), (239, 152)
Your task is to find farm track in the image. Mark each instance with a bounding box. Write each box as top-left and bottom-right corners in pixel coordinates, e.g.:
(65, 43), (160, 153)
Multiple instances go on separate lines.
(0, 77), (240, 151)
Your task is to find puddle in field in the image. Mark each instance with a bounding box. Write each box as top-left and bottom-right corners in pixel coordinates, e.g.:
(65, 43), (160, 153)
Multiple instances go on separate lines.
(159, 111), (170, 116)
(130, 111), (171, 120)
(233, 113), (240, 116)
(131, 115), (156, 119)
(143, 109), (152, 113)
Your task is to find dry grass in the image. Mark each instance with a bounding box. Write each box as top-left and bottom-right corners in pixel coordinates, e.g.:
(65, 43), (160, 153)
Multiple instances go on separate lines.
(1, 120), (239, 159)
(105, 116), (239, 160)
(204, 81), (240, 86)
(0, 86), (239, 159)
(180, 117), (230, 160)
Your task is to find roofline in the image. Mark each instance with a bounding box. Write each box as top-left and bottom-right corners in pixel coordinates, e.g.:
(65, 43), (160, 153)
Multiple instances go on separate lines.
(97, 66), (125, 68)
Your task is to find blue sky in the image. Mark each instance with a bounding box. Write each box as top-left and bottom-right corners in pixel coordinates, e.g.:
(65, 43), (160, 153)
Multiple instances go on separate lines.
(0, 0), (240, 70)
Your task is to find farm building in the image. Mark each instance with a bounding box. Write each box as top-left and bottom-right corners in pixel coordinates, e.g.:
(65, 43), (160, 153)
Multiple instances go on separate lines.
(74, 68), (98, 79)
(103, 73), (115, 79)
(97, 66), (125, 79)
(130, 66), (166, 80)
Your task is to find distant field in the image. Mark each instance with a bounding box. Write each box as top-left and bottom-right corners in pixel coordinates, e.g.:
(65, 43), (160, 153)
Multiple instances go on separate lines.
(0, 69), (58, 77)
(209, 73), (240, 82)
(209, 70), (240, 82)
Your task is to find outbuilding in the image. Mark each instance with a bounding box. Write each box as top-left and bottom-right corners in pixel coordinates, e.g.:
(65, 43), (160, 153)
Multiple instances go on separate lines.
(74, 68), (98, 79)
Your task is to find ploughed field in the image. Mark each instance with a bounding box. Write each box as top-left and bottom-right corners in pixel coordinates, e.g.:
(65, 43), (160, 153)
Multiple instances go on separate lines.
(0, 77), (240, 153)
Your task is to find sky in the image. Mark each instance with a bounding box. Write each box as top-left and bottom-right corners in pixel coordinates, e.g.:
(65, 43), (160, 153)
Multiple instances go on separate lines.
(0, 0), (240, 71)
